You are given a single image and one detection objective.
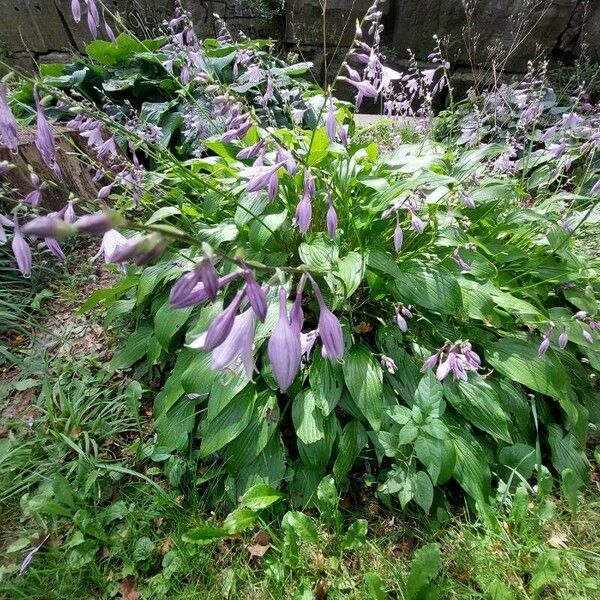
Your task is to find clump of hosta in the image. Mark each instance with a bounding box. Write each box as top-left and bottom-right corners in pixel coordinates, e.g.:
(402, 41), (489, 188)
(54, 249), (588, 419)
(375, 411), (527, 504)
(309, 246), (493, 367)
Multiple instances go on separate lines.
(2, 0), (600, 514)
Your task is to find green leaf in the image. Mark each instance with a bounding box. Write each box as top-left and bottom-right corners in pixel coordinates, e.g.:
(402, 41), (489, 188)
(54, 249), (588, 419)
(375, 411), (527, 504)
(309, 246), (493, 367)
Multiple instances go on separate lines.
(223, 508), (257, 534)
(335, 252), (366, 299)
(109, 325), (153, 370)
(241, 484), (284, 511)
(415, 435), (455, 484)
(282, 511), (319, 544)
(154, 301), (193, 349)
(411, 471), (434, 512)
(444, 376), (512, 443)
(297, 412), (338, 470)
(299, 234), (339, 272)
(560, 468), (582, 514)
(393, 260), (463, 315)
(145, 206), (182, 225)
(530, 549), (561, 592)
(547, 424), (588, 482)
(333, 420), (368, 483)
(405, 543), (442, 600)
(364, 572), (388, 600)
(199, 386), (256, 457)
(413, 372), (445, 418)
(487, 338), (578, 425)
(343, 344), (384, 430)
(341, 519), (368, 551)
(309, 352), (343, 415)
(316, 476), (338, 522)
(450, 425), (491, 501)
(292, 390), (324, 445)
(183, 525), (227, 544)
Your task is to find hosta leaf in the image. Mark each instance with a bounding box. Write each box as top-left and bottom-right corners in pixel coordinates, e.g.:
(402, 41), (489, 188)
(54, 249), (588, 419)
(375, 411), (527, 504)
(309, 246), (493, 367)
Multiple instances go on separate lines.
(154, 301), (193, 349)
(309, 352), (343, 416)
(333, 420), (368, 483)
(444, 376), (512, 442)
(405, 543), (442, 600)
(109, 325), (153, 370)
(486, 337), (579, 425)
(415, 434), (455, 484)
(282, 511), (319, 544)
(343, 344), (384, 430)
(393, 260), (463, 315)
(299, 233), (339, 271)
(292, 390), (324, 445)
(200, 386), (256, 457)
(334, 251), (366, 299)
(449, 424), (491, 501)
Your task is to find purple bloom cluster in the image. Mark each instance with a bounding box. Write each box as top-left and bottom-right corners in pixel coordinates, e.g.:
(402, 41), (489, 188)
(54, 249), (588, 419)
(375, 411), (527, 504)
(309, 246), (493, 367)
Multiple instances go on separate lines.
(421, 340), (481, 381)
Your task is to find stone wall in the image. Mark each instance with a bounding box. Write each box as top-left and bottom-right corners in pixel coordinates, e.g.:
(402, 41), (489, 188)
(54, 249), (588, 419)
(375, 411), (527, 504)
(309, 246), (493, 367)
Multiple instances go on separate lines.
(0, 0), (598, 81)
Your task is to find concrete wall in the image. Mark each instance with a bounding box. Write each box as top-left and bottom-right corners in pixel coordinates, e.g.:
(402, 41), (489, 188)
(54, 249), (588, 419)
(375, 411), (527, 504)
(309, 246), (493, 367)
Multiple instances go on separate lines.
(0, 0), (598, 79)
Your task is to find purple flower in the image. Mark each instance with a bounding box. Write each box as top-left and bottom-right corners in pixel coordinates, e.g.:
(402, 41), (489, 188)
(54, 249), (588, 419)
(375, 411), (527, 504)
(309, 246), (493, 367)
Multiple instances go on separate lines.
(87, 0), (100, 38)
(71, 0), (81, 22)
(582, 328), (593, 344)
(268, 287), (302, 391)
(396, 312), (408, 332)
(0, 84), (19, 153)
(22, 216), (74, 238)
(105, 21), (117, 43)
(538, 335), (551, 357)
(110, 233), (166, 266)
(326, 97), (337, 141)
(24, 189), (42, 207)
(338, 77), (379, 108)
(11, 218), (31, 277)
(34, 91), (59, 174)
(436, 357), (450, 380)
(592, 179), (600, 195)
(559, 330), (568, 349)
(575, 311), (587, 320)
(294, 194), (312, 234)
(236, 138), (266, 160)
(63, 202), (77, 224)
(245, 162), (284, 195)
(326, 201), (338, 238)
(276, 146), (298, 175)
(393, 217), (403, 252)
(169, 271), (242, 309)
(290, 288), (304, 332)
(452, 249), (470, 271)
(203, 288), (246, 351)
(410, 210), (424, 234)
(75, 211), (117, 235)
(310, 277), (344, 360)
(44, 237), (66, 261)
(211, 308), (256, 377)
(338, 124), (348, 146)
(421, 352), (440, 372)
(461, 192), (475, 209)
(244, 270), (267, 321)
(91, 229), (128, 264)
(199, 259), (219, 300)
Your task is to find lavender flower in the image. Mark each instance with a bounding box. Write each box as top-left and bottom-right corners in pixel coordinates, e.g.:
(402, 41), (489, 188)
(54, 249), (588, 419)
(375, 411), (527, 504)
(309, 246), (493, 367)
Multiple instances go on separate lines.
(461, 192), (475, 209)
(393, 216), (403, 252)
(245, 162), (284, 195)
(592, 179), (600, 195)
(558, 330), (568, 349)
(310, 277), (344, 360)
(210, 308), (256, 377)
(71, 0), (81, 22)
(538, 335), (551, 357)
(34, 91), (59, 174)
(236, 138), (266, 160)
(199, 259), (219, 300)
(203, 288), (246, 351)
(75, 212), (118, 235)
(91, 229), (128, 264)
(105, 21), (117, 43)
(582, 328), (593, 344)
(294, 194), (312, 234)
(109, 233), (167, 266)
(63, 202), (77, 224)
(396, 311), (408, 332)
(44, 237), (66, 261)
(11, 218), (31, 277)
(22, 216), (75, 238)
(452, 249), (470, 271)
(290, 284), (305, 332)
(268, 287), (302, 391)
(326, 200), (338, 238)
(244, 270), (267, 321)
(86, 0), (100, 38)
(422, 341), (481, 381)
(0, 84), (19, 153)
(409, 209), (424, 234)
(169, 271), (242, 309)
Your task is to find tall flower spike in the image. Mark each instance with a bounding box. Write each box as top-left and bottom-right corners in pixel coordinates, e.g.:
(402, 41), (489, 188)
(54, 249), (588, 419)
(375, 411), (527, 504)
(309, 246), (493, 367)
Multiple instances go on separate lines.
(309, 277), (344, 360)
(203, 288), (246, 351)
(12, 218), (31, 277)
(268, 287), (302, 391)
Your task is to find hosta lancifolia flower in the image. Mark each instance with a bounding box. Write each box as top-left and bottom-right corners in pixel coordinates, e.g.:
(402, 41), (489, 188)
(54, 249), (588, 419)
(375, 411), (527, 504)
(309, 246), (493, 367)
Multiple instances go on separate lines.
(0, 84), (19, 153)
(11, 218), (31, 277)
(393, 215), (403, 252)
(22, 216), (75, 239)
(244, 270), (267, 321)
(91, 229), (128, 264)
(203, 288), (246, 351)
(326, 199), (338, 238)
(310, 277), (344, 360)
(326, 97), (337, 141)
(422, 341), (481, 381)
(268, 287), (302, 391)
(34, 91), (59, 175)
(199, 259), (219, 300)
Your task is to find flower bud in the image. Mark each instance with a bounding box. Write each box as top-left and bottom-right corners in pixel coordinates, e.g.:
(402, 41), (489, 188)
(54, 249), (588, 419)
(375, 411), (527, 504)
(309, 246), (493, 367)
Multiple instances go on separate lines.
(22, 216), (75, 239)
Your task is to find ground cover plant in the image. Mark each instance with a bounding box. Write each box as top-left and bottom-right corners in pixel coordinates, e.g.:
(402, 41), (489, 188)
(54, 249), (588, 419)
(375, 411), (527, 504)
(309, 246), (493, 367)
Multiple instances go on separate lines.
(0, 0), (600, 597)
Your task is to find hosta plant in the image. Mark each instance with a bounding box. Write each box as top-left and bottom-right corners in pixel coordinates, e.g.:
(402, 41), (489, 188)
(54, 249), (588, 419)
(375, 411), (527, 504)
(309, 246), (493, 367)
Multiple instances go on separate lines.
(1, 1), (599, 514)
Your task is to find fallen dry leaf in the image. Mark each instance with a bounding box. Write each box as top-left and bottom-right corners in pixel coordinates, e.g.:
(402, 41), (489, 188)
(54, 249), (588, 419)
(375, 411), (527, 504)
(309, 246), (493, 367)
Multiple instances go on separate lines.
(119, 575), (140, 600)
(247, 530), (271, 560)
(314, 578), (328, 600)
(160, 536), (173, 556)
(548, 532), (568, 549)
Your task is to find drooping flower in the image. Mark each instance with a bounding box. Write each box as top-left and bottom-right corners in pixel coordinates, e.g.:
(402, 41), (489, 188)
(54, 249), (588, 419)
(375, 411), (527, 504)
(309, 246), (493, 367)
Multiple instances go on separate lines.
(63, 202), (77, 224)
(169, 271), (242, 309)
(105, 21), (117, 43)
(582, 328), (593, 344)
(309, 277), (344, 360)
(409, 209), (424, 234)
(22, 215), (75, 238)
(199, 259), (219, 300)
(44, 237), (66, 261)
(75, 211), (119, 234)
(91, 228), (128, 264)
(11, 218), (31, 277)
(452, 249), (470, 271)
(294, 193), (312, 234)
(538, 334), (551, 357)
(203, 288), (246, 351)
(34, 91), (59, 174)
(558, 330), (568, 349)
(109, 233), (167, 266)
(245, 161), (284, 195)
(422, 341), (481, 381)
(0, 84), (19, 153)
(276, 146), (298, 175)
(71, 0), (81, 22)
(326, 199), (338, 238)
(86, 0), (100, 38)
(236, 138), (266, 160)
(393, 215), (403, 252)
(461, 192), (475, 209)
(267, 287), (302, 391)
(244, 270), (267, 321)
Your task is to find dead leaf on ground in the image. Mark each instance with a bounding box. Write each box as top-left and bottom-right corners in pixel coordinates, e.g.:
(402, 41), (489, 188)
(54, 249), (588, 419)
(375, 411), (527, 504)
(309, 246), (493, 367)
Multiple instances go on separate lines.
(314, 578), (328, 600)
(160, 536), (172, 555)
(548, 531), (568, 549)
(247, 530), (271, 560)
(119, 575), (140, 600)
